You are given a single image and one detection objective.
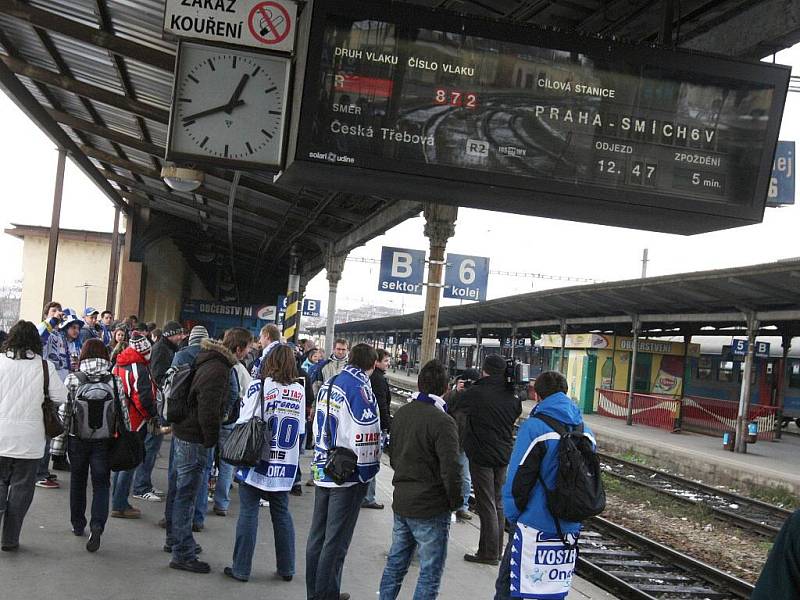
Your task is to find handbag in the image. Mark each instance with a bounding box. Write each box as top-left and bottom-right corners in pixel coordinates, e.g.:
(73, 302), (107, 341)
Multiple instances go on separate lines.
(221, 378), (269, 467)
(109, 378), (144, 471)
(322, 374), (358, 485)
(40, 360), (64, 438)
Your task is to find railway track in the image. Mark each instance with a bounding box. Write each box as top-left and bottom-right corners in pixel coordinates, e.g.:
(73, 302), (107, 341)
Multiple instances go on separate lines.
(578, 517), (754, 599)
(599, 452), (792, 537)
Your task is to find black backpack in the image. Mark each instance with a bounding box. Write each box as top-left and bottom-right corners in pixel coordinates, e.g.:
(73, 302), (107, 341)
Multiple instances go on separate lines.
(161, 363), (196, 424)
(534, 413), (606, 548)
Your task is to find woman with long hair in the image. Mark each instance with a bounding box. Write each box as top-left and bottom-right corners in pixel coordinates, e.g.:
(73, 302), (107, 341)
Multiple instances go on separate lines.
(62, 339), (130, 552)
(0, 321), (68, 551)
(109, 325), (128, 366)
(225, 344), (305, 583)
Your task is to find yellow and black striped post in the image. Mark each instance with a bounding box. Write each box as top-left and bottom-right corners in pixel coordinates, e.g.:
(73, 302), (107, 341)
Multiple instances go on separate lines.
(282, 247), (301, 344)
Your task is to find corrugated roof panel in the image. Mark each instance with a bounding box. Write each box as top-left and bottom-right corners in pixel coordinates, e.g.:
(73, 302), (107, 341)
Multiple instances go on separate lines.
(124, 57), (173, 109)
(0, 17), (58, 71)
(48, 31), (123, 94)
(106, 0), (175, 53)
(28, 0), (101, 29)
(89, 101), (139, 135)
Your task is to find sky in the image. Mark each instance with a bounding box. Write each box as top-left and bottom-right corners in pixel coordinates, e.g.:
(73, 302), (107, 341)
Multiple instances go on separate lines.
(2, 46), (800, 317)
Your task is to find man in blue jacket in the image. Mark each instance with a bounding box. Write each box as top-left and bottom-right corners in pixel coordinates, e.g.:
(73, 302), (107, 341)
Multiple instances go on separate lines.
(494, 371), (597, 600)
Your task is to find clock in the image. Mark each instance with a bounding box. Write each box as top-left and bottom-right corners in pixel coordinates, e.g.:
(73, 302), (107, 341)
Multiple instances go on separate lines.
(166, 41), (291, 169)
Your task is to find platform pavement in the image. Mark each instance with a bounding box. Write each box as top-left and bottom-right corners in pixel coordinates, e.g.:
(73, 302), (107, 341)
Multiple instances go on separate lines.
(0, 445), (615, 600)
(388, 370), (800, 497)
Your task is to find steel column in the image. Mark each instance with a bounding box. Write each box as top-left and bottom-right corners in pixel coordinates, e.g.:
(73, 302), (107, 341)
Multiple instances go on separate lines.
(282, 245), (301, 344)
(324, 245), (347, 356)
(42, 148), (66, 309)
(775, 335), (792, 440)
(734, 312), (759, 453)
(420, 203), (457, 365)
(558, 320), (567, 373)
(626, 316), (641, 426)
(105, 206), (121, 312)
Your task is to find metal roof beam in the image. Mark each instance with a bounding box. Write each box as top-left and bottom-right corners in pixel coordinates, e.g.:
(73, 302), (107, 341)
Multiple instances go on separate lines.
(0, 54), (169, 123)
(47, 108), (162, 156)
(0, 0), (174, 71)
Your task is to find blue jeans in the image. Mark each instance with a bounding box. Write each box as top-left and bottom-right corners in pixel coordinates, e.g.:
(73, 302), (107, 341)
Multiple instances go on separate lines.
(36, 438), (52, 480)
(306, 483), (368, 600)
(494, 538), (515, 600)
(132, 431), (163, 495)
(379, 512), (451, 600)
(364, 478), (377, 504)
(167, 437), (207, 562)
(231, 483), (294, 579)
(164, 438), (206, 528)
(194, 447), (213, 525)
(213, 426), (235, 511)
(67, 437), (111, 533)
(457, 451), (471, 511)
(111, 429), (146, 511)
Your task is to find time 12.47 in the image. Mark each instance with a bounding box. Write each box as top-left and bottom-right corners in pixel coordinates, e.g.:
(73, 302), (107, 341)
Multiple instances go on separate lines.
(434, 88), (478, 109)
(596, 158), (657, 186)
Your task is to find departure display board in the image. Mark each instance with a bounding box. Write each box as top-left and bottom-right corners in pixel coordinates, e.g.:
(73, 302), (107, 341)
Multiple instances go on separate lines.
(281, 0), (790, 234)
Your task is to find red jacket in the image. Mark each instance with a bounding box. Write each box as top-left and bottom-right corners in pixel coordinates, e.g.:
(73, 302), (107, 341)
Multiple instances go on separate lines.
(112, 347), (157, 432)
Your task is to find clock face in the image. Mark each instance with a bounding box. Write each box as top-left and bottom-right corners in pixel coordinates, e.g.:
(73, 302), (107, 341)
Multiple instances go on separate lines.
(167, 42), (291, 168)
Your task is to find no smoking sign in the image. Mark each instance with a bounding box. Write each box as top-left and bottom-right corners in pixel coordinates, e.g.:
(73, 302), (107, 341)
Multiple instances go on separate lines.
(164, 0), (297, 53)
(248, 1), (293, 47)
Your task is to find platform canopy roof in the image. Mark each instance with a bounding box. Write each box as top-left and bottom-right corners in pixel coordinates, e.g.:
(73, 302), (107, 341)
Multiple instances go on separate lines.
(1, 0), (798, 302)
(330, 259), (800, 339)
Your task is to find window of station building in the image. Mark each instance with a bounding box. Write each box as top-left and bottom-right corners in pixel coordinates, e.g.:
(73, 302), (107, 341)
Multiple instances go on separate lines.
(718, 360), (736, 382)
(789, 361), (800, 389)
(696, 356), (713, 380)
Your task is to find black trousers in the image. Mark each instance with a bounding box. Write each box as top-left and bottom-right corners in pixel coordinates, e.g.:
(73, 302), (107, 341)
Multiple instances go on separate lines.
(469, 462), (507, 559)
(0, 456), (39, 547)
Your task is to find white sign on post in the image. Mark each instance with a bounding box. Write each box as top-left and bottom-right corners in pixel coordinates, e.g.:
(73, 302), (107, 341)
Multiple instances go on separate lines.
(164, 0), (298, 53)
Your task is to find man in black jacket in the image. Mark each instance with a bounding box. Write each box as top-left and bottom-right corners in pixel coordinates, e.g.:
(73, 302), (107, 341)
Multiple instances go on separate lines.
(449, 354), (521, 565)
(132, 320), (184, 502)
(166, 338), (237, 574)
(364, 348), (392, 509)
(378, 360), (461, 600)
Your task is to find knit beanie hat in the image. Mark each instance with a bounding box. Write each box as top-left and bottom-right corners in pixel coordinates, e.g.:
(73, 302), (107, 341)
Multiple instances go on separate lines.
(483, 354), (507, 376)
(130, 332), (152, 357)
(188, 325), (209, 346)
(162, 320), (183, 338)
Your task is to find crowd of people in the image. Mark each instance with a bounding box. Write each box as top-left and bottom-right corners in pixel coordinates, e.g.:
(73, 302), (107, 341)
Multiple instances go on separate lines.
(0, 301), (797, 599)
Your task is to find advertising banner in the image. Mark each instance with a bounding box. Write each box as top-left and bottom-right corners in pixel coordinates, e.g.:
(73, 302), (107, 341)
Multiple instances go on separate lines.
(767, 141), (794, 206)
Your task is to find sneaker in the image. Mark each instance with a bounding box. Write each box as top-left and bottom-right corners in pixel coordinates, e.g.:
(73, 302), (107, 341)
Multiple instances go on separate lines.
(132, 491), (162, 502)
(213, 506), (227, 517)
(290, 486), (302, 497)
(259, 499), (270, 507)
(1, 544), (19, 552)
(45, 473), (58, 481)
(86, 528), (102, 553)
(35, 479), (60, 489)
(361, 501), (384, 510)
(169, 559), (211, 574)
(305, 478), (315, 487)
(192, 522), (204, 532)
(455, 509), (473, 521)
(110, 507), (141, 519)
(339, 594), (351, 600)
(151, 487), (165, 497)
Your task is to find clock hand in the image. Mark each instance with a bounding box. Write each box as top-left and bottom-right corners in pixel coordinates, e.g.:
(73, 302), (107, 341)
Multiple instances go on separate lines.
(182, 99), (245, 122)
(225, 74), (250, 114)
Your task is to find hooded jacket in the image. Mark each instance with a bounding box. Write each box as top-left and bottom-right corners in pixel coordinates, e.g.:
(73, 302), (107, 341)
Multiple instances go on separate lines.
(502, 392), (597, 535)
(0, 351), (68, 459)
(112, 346), (157, 432)
(150, 336), (179, 387)
(51, 358), (131, 456)
(448, 374), (522, 468)
(172, 338), (237, 448)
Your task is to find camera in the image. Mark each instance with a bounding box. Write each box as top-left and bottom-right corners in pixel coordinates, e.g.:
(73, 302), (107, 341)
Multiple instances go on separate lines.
(504, 359), (530, 389)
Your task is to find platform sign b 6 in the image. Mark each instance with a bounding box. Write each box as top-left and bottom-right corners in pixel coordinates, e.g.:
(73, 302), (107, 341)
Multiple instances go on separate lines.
(444, 254), (490, 302)
(378, 247), (425, 295)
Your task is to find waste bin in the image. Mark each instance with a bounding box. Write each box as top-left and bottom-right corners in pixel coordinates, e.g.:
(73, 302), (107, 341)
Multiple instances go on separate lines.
(723, 431), (736, 451)
(747, 420), (759, 444)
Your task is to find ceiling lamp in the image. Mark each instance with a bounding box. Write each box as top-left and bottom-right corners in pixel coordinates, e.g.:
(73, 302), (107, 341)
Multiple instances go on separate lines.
(161, 164), (204, 192)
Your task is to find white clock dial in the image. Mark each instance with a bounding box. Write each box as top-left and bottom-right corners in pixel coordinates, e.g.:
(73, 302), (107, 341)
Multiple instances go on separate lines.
(168, 42), (291, 168)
